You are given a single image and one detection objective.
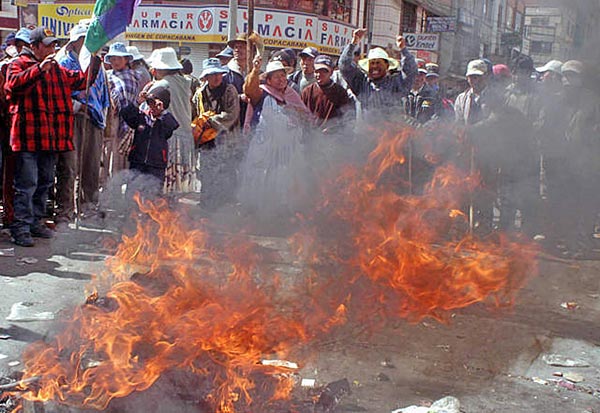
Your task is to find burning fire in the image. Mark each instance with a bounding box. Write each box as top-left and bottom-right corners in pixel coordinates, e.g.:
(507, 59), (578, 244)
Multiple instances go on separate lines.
(10, 122), (536, 411)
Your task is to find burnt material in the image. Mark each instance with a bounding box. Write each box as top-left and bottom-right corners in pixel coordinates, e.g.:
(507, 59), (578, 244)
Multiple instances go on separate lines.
(316, 378), (351, 412)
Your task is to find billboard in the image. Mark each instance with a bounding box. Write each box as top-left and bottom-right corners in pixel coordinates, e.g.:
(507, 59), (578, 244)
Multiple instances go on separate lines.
(126, 5), (355, 54)
(38, 4), (94, 38)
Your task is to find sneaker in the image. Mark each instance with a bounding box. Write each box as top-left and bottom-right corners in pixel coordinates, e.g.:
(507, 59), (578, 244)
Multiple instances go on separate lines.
(12, 232), (34, 247)
(30, 225), (54, 239)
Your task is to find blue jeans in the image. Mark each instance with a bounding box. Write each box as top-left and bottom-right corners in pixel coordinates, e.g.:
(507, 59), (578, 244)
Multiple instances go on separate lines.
(12, 151), (56, 234)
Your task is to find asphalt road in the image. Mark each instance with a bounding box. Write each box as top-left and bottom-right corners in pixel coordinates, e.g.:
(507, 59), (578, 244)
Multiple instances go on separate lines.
(0, 221), (598, 413)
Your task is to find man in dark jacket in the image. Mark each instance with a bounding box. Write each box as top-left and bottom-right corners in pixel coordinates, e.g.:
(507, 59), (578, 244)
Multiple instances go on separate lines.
(4, 26), (99, 246)
(339, 28), (417, 112)
(405, 67), (440, 123)
(301, 54), (351, 131)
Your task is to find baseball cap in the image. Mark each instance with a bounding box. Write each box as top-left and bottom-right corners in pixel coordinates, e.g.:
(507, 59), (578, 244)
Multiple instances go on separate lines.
(148, 86), (171, 110)
(465, 59), (488, 76)
(314, 55), (333, 71)
(29, 27), (58, 46)
(561, 60), (583, 75)
(492, 64), (511, 78)
(15, 28), (31, 44)
(299, 47), (318, 59)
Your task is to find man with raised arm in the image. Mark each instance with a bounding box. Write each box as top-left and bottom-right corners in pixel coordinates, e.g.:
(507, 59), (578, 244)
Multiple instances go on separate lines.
(339, 28), (417, 112)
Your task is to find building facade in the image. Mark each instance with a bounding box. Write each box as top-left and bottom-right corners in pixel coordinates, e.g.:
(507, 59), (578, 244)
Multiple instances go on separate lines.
(10, 0), (599, 79)
(16, 0), (357, 78)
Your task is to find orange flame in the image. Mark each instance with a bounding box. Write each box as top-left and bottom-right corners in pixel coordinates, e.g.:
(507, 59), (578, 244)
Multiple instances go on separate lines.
(12, 122), (537, 411)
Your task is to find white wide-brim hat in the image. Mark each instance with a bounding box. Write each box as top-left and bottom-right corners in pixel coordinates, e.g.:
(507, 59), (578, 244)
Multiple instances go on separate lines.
(148, 47), (183, 70)
(536, 59), (563, 75)
(265, 60), (287, 75)
(126, 46), (145, 61)
(104, 42), (133, 64)
(199, 58), (228, 79)
(68, 24), (87, 43)
(358, 47), (399, 72)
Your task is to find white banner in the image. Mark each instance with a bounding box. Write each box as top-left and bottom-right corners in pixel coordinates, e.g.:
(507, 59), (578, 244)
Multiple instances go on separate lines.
(126, 5), (355, 54)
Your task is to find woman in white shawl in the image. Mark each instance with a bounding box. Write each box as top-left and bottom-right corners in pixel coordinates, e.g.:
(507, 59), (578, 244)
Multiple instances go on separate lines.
(239, 58), (314, 225)
(147, 47), (199, 193)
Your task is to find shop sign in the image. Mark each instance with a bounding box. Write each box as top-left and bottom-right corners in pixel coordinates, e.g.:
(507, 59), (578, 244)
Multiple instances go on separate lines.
(426, 16), (456, 33)
(38, 4), (94, 38)
(125, 5), (355, 54)
(403, 33), (439, 52)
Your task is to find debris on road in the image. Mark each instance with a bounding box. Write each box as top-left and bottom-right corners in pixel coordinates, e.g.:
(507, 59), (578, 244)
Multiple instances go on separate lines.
(542, 354), (590, 367)
(5, 302), (55, 322)
(564, 372), (585, 383)
(300, 378), (316, 387)
(376, 372), (391, 382)
(261, 359), (299, 369)
(317, 378), (351, 411)
(391, 396), (461, 413)
(380, 359), (396, 368)
(0, 248), (15, 257)
(15, 257), (38, 265)
(561, 301), (579, 310)
(555, 378), (576, 390)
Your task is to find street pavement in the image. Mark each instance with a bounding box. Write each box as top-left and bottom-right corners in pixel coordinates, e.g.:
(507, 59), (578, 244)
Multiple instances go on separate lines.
(0, 221), (598, 412)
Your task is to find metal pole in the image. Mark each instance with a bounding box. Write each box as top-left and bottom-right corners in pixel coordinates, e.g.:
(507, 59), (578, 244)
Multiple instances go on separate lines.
(468, 145), (475, 235)
(228, 0), (238, 43)
(246, 0), (254, 72)
(366, 0), (375, 52)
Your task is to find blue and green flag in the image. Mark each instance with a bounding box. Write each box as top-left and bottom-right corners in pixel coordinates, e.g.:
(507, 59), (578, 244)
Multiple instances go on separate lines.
(85, 0), (141, 54)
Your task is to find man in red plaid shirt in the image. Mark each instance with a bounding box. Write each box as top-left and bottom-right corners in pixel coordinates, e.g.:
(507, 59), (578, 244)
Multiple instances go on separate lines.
(4, 27), (100, 246)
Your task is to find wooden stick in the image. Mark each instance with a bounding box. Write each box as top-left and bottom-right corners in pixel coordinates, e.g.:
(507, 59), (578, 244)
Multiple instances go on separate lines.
(0, 376), (40, 391)
(246, 0), (255, 73)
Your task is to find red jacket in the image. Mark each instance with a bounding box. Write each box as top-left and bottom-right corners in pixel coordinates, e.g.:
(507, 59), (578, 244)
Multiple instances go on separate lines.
(4, 48), (87, 152)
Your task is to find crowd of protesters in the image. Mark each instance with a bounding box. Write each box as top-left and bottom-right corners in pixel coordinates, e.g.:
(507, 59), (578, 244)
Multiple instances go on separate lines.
(0, 23), (597, 258)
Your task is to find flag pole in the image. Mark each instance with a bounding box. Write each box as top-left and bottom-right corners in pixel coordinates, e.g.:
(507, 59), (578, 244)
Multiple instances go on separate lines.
(246, 0), (254, 72)
(75, 49), (96, 231)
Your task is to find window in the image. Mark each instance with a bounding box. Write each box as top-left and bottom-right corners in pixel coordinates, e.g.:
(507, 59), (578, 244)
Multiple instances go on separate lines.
(530, 16), (550, 26)
(530, 40), (553, 54)
(401, 2), (418, 33)
(515, 11), (523, 32)
(497, 5), (503, 28)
